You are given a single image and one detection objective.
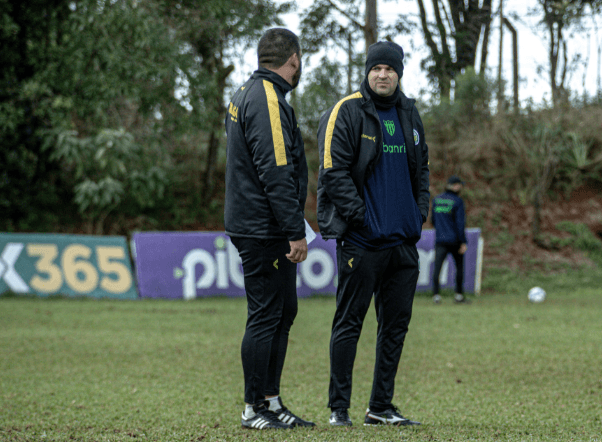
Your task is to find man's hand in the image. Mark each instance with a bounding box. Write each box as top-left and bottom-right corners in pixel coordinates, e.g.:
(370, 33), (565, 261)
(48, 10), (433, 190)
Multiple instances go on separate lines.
(286, 238), (308, 263)
(459, 243), (467, 255)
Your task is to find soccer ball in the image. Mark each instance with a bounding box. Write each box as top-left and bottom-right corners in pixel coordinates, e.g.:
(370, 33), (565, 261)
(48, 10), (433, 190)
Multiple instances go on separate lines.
(528, 287), (546, 303)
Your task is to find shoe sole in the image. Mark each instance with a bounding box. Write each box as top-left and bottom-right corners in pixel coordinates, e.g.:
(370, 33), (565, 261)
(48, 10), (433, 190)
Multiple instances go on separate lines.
(329, 420), (352, 426)
(275, 412), (316, 427)
(364, 417), (421, 426)
(291, 422), (316, 427)
(241, 424), (290, 430)
(241, 420), (291, 430)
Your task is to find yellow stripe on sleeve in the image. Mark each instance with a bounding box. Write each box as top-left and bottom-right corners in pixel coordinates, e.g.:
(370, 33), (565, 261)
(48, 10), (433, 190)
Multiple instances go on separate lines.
(263, 80), (287, 166)
(324, 92), (363, 169)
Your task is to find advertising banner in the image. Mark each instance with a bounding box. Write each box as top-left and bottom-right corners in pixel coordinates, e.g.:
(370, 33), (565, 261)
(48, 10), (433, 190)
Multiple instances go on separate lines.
(132, 232), (337, 299)
(132, 229), (482, 299)
(0, 233), (137, 299)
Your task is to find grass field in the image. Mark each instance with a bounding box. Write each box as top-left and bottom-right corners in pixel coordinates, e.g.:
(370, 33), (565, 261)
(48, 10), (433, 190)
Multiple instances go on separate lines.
(2, 271), (602, 441)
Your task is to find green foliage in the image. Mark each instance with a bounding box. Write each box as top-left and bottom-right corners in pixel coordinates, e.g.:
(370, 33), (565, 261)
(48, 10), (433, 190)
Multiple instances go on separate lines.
(453, 67), (492, 120)
(156, 0), (293, 209)
(425, 68), (493, 133)
(167, 0), (294, 114)
(295, 57), (349, 136)
(499, 121), (600, 200)
(44, 1), (176, 124)
(299, 0), (361, 55)
(423, 69), (494, 179)
(1, 0), (295, 232)
(0, 0), (198, 231)
(426, 102), (602, 202)
(555, 132), (602, 193)
(488, 229), (514, 253)
(557, 221), (602, 264)
(47, 128), (168, 234)
(0, 1), (70, 227)
(3, 0), (602, 236)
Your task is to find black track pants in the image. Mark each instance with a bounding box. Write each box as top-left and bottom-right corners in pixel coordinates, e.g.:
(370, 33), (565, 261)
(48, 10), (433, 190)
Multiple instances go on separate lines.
(328, 240), (419, 411)
(231, 237), (298, 405)
(432, 243), (464, 295)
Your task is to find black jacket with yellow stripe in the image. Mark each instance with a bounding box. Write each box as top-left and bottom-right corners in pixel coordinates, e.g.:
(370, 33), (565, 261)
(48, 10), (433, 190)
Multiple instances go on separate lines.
(224, 68), (307, 241)
(316, 81), (430, 239)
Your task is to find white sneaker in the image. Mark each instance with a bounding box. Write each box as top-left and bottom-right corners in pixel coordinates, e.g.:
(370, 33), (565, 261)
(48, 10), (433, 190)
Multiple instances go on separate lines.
(364, 406), (421, 426)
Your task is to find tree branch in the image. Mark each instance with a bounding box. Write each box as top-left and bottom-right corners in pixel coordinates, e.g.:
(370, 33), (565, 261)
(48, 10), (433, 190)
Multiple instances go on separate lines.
(432, 0), (452, 62)
(417, 0), (441, 57)
(326, 0), (364, 31)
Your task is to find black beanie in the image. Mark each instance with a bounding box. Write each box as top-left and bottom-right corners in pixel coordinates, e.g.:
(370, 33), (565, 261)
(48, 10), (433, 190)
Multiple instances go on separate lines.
(364, 41), (405, 79)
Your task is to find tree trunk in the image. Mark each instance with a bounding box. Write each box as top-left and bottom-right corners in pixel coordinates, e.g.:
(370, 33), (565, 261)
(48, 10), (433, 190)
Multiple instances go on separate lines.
(439, 75), (452, 101)
(347, 33), (353, 95)
(548, 22), (568, 105)
(479, 12), (491, 76)
(503, 17), (519, 112)
(497, 0), (504, 113)
(425, 0), (452, 100)
(201, 61), (234, 205)
(364, 0), (378, 50)
(416, 0), (492, 101)
(596, 28), (602, 95)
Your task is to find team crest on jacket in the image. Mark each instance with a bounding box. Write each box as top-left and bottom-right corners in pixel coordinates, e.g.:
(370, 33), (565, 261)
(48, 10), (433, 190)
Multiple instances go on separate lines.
(384, 120), (395, 136)
(413, 129), (419, 145)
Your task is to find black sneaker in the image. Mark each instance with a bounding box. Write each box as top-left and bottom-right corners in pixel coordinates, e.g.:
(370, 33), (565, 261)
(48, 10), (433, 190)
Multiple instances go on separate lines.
(241, 402), (291, 430)
(364, 406), (421, 426)
(271, 397), (315, 427)
(329, 408), (352, 426)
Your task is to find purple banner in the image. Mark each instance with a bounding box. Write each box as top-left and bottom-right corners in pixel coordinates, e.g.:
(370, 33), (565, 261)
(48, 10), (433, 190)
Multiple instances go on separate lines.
(132, 229), (481, 299)
(417, 228), (482, 294)
(132, 232), (337, 299)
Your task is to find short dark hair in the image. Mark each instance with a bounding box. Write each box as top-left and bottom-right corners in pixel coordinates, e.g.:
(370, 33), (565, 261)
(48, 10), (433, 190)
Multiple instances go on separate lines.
(257, 28), (300, 69)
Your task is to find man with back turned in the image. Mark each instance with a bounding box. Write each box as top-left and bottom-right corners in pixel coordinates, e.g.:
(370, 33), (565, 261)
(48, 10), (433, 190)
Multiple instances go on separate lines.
(224, 28), (314, 430)
(432, 175), (469, 304)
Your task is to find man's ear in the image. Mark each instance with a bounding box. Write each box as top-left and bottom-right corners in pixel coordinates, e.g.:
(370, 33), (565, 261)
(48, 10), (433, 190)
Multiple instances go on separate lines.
(288, 52), (300, 70)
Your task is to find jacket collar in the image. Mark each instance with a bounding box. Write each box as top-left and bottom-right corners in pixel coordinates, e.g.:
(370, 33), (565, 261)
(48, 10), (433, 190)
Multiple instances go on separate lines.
(359, 80), (415, 110)
(251, 67), (293, 96)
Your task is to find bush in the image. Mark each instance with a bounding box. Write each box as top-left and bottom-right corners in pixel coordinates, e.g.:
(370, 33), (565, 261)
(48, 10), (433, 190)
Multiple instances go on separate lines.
(557, 221), (602, 264)
(47, 128), (169, 234)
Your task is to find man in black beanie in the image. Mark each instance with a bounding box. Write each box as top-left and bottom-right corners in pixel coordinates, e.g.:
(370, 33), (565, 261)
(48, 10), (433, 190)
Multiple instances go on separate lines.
(317, 41), (429, 427)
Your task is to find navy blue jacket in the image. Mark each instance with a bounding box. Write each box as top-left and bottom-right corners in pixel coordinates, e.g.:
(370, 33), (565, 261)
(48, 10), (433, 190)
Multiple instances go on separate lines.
(432, 190), (467, 245)
(224, 68), (308, 241)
